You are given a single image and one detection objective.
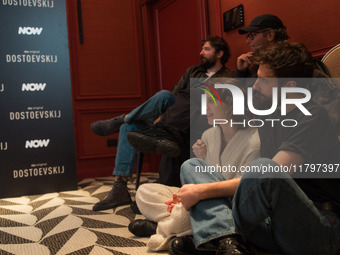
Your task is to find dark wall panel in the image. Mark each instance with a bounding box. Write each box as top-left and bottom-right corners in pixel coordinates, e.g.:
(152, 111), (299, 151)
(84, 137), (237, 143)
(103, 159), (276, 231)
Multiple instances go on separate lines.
(67, 0), (149, 179)
(67, 0), (208, 179)
(153, 0), (208, 91)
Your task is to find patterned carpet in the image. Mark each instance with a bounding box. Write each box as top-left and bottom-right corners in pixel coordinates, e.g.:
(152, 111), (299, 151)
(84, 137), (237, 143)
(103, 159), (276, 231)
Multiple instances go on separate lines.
(0, 174), (167, 255)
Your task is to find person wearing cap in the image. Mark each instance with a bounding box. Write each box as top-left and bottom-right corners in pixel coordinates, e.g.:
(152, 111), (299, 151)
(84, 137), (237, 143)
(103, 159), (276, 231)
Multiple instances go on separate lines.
(236, 14), (339, 108)
(236, 14), (289, 78)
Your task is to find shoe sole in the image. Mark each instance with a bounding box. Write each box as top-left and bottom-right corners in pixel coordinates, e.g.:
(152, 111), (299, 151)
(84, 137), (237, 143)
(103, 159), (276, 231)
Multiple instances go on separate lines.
(90, 122), (120, 136)
(127, 132), (181, 157)
(90, 115), (125, 136)
(92, 199), (132, 211)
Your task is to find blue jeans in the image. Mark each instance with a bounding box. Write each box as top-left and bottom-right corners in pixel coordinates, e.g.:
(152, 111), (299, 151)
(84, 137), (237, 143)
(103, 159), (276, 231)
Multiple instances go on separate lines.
(180, 158), (237, 247)
(233, 158), (340, 255)
(181, 158), (340, 254)
(113, 90), (175, 177)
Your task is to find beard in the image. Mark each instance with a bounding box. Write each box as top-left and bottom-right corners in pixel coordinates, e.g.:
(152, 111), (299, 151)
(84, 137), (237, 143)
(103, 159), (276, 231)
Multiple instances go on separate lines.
(252, 90), (275, 112)
(200, 55), (217, 70)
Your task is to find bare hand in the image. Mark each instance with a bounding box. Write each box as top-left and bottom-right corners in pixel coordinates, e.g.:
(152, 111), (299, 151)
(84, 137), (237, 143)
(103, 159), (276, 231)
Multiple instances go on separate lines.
(177, 184), (203, 211)
(192, 139), (207, 159)
(237, 52), (253, 71)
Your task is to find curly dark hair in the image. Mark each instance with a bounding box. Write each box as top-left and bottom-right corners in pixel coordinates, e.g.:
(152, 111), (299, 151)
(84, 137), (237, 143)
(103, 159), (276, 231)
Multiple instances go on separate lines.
(253, 42), (314, 79)
(202, 36), (231, 65)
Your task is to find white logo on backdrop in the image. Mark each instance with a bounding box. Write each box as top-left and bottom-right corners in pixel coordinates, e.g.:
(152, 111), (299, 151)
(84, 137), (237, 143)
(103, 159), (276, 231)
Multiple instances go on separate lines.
(18, 27), (43, 35)
(25, 139), (50, 148)
(22, 83), (46, 91)
(6, 54), (57, 63)
(2, 0), (54, 8)
(13, 163), (65, 179)
(10, 110), (62, 120)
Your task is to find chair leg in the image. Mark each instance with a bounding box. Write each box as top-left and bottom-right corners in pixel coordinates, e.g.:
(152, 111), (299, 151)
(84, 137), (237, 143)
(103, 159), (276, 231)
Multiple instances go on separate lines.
(135, 152), (144, 190)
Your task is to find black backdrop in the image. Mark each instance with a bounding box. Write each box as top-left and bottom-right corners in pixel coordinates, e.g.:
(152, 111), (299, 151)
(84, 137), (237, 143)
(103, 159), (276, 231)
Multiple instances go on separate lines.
(0, 0), (77, 198)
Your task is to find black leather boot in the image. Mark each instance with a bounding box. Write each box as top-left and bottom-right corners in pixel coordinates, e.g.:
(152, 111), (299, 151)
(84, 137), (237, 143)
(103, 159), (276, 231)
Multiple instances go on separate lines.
(168, 235), (216, 255)
(92, 180), (132, 211)
(216, 234), (253, 255)
(128, 219), (157, 237)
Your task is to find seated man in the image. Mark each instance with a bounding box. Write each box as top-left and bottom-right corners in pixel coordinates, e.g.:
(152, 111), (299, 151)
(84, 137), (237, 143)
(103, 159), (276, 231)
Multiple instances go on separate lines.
(236, 13), (289, 78)
(126, 38), (234, 162)
(91, 36), (233, 211)
(168, 42), (340, 255)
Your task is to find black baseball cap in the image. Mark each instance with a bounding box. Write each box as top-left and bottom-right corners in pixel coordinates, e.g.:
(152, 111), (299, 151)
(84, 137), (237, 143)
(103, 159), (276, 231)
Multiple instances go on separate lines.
(238, 14), (285, 34)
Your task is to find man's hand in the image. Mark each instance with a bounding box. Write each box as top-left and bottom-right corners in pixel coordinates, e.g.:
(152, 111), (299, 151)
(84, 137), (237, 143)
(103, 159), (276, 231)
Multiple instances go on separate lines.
(192, 139), (207, 159)
(237, 52), (253, 71)
(177, 180), (240, 211)
(177, 184), (204, 211)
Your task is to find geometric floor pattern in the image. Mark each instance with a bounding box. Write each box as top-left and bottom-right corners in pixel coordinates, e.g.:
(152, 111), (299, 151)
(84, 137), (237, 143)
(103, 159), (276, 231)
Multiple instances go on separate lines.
(0, 174), (167, 255)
